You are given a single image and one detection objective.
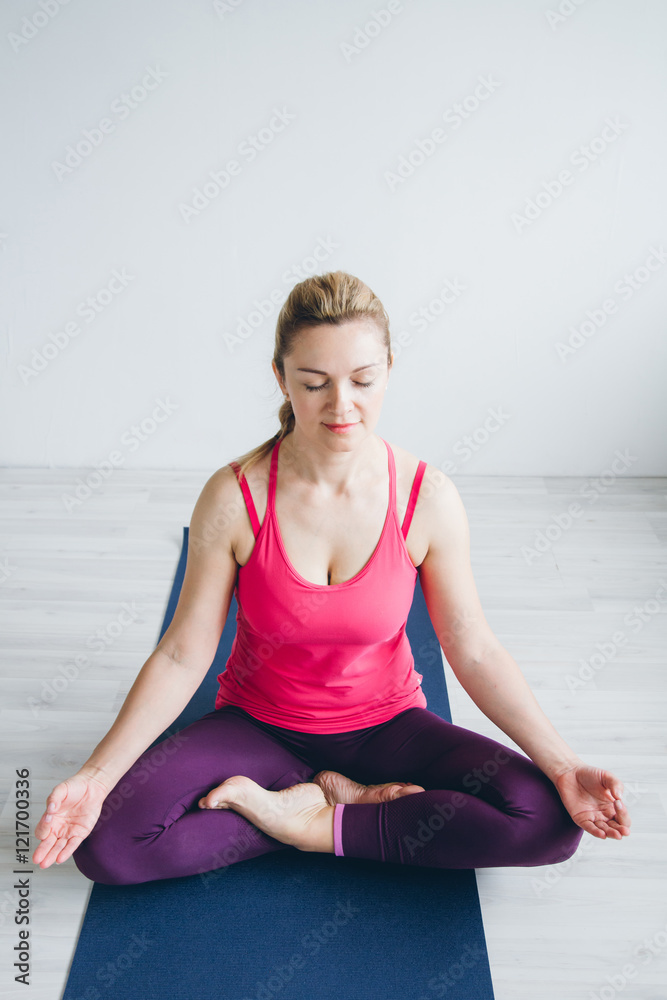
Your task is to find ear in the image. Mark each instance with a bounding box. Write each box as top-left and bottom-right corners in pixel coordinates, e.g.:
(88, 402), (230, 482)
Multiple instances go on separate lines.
(272, 360), (285, 393)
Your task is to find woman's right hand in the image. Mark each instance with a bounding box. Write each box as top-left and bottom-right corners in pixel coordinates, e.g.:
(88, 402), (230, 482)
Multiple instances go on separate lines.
(32, 772), (110, 870)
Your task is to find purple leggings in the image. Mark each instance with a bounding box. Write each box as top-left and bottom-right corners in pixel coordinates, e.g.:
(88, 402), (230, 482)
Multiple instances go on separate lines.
(72, 705), (583, 885)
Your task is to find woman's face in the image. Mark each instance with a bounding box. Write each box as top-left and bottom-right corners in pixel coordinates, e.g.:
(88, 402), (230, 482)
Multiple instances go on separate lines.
(272, 319), (393, 448)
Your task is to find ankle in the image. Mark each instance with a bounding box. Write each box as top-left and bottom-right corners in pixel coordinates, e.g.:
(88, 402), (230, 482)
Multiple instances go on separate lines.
(296, 805), (335, 854)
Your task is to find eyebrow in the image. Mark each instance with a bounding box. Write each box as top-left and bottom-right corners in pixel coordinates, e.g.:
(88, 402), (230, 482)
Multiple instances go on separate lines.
(295, 363), (380, 375)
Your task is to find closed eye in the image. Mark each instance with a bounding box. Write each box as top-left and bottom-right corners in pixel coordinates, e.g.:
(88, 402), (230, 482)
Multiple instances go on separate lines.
(305, 381), (375, 392)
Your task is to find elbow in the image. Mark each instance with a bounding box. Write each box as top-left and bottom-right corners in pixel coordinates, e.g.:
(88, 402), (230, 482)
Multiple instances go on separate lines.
(441, 635), (504, 677)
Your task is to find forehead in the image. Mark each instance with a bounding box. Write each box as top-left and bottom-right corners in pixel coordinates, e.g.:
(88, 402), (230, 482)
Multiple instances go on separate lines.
(288, 319), (385, 354)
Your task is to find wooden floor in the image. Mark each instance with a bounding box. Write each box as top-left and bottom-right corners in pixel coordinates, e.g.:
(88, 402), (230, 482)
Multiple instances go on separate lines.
(1, 467), (665, 1000)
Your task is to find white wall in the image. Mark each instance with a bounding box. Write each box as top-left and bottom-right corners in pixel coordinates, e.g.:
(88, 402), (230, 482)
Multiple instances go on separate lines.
(1, 0), (666, 475)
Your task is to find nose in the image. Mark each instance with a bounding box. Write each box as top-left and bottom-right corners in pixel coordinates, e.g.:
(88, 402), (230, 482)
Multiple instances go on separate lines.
(327, 383), (354, 418)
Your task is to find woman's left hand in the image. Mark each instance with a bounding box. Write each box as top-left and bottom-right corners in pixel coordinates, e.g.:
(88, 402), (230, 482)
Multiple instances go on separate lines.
(553, 762), (632, 839)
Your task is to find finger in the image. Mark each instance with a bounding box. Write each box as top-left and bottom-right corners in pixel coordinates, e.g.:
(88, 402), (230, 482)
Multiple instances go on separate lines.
(35, 837), (60, 869)
(602, 772), (625, 800)
(34, 816), (53, 838)
(35, 805), (62, 835)
(45, 783), (68, 811)
(579, 819), (606, 839)
(604, 801), (631, 833)
(606, 816), (631, 836)
(33, 832), (57, 864)
(595, 814), (629, 839)
(41, 835), (69, 869)
(55, 835), (85, 865)
(615, 799), (631, 823)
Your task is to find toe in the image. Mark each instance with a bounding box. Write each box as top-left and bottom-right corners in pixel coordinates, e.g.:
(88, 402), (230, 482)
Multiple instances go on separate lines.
(199, 775), (251, 809)
(394, 783), (426, 797)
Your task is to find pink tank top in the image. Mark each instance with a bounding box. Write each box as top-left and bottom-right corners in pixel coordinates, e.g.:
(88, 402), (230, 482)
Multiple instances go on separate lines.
(214, 436), (429, 732)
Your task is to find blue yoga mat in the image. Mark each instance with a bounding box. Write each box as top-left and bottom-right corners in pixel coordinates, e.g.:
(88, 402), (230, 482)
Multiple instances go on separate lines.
(62, 526), (496, 1000)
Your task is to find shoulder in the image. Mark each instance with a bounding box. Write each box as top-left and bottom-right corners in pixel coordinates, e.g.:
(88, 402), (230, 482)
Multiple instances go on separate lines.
(198, 452), (272, 546)
(385, 438), (456, 504)
(384, 438), (421, 484)
(385, 439), (466, 541)
(417, 462), (470, 554)
(189, 462), (252, 551)
(206, 449), (272, 501)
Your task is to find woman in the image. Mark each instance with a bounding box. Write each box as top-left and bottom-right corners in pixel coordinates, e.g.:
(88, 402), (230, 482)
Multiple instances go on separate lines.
(33, 271), (631, 884)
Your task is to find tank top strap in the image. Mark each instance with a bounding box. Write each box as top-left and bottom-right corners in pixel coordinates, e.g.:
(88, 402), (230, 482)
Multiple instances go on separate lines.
(401, 459), (427, 539)
(229, 461), (261, 539)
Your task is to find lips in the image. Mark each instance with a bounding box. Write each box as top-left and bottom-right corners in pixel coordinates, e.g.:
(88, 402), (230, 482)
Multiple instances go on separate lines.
(323, 422), (358, 434)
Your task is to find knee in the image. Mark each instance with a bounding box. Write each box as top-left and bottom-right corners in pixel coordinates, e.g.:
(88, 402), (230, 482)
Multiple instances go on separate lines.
(71, 803), (151, 885)
(514, 776), (585, 867)
(71, 830), (143, 885)
(547, 825), (584, 865)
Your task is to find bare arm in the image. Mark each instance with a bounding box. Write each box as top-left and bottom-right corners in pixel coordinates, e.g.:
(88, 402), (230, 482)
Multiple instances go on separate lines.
(440, 646), (582, 782)
(78, 649), (218, 791)
(418, 467), (582, 783)
(78, 465), (242, 792)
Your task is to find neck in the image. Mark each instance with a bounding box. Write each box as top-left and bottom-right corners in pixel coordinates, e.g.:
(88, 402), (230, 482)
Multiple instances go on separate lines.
(280, 428), (382, 494)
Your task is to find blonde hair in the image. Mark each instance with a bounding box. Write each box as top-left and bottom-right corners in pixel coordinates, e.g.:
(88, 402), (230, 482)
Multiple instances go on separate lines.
(231, 270), (393, 479)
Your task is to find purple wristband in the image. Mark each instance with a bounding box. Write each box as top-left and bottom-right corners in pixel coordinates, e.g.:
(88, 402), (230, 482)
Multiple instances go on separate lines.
(333, 803), (345, 857)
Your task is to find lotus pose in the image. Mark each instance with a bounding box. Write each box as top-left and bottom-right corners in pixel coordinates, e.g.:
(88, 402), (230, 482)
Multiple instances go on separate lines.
(33, 271), (630, 884)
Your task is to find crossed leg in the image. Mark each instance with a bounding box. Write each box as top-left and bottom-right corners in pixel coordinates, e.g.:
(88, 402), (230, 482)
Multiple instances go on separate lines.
(198, 707), (584, 870)
(72, 705), (584, 884)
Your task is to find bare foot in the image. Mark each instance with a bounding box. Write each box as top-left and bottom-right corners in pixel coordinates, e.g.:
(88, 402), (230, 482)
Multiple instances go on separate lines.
(312, 769), (426, 806)
(198, 776), (334, 853)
